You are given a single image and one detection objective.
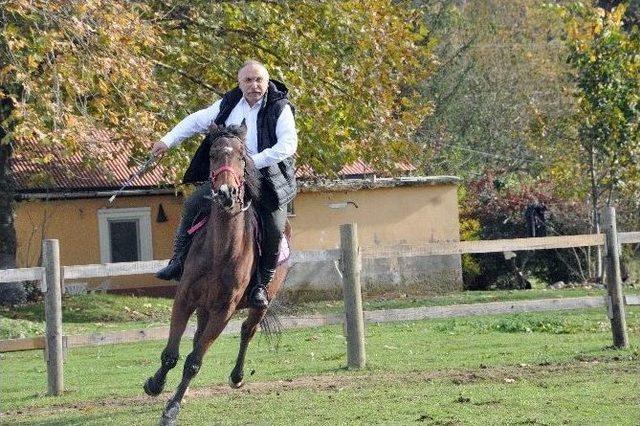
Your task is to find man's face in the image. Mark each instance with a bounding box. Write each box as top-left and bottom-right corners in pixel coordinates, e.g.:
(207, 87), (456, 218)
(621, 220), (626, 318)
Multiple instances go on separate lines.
(238, 65), (269, 106)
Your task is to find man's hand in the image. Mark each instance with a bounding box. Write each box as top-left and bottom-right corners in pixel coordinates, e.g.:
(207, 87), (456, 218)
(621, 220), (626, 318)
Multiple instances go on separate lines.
(150, 141), (168, 157)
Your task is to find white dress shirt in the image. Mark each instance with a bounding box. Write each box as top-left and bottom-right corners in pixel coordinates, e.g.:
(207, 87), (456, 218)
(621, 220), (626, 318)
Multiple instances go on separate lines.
(160, 96), (297, 170)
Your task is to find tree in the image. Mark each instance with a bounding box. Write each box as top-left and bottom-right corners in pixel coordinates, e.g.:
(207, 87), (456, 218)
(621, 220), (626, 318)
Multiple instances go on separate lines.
(144, 0), (435, 177)
(559, 3), (640, 225)
(597, 0), (640, 28)
(416, 0), (616, 282)
(0, 93), (23, 303)
(0, 0), (171, 304)
(418, 0), (578, 183)
(0, 0), (435, 303)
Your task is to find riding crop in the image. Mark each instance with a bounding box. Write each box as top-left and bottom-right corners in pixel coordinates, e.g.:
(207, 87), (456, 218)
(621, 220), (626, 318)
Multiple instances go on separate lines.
(107, 155), (157, 204)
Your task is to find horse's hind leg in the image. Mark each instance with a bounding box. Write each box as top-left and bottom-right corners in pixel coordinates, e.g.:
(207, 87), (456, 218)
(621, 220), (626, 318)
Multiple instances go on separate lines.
(160, 311), (232, 425)
(229, 308), (267, 388)
(144, 295), (195, 397)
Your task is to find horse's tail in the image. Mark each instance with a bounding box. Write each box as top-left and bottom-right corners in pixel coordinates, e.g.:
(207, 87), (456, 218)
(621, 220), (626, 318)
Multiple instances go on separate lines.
(260, 302), (284, 350)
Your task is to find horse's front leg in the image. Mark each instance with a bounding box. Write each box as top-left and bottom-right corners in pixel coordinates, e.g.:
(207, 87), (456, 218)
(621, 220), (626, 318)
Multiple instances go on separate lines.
(159, 309), (234, 426)
(229, 307), (267, 388)
(144, 294), (195, 397)
(193, 308), (209, 350)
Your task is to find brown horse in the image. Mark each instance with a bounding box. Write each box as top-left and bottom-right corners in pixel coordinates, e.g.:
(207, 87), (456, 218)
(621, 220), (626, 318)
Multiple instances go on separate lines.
(143, 125), (291, 425)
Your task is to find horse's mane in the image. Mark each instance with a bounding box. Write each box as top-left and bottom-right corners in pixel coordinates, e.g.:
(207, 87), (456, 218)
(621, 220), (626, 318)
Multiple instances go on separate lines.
(208, 125), (264, 199)
(208, 125), (247, 143)
(208, 125), (265, 230)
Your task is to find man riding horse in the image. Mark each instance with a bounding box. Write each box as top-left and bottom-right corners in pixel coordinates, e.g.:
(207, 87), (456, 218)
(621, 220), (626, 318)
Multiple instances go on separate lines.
(150, 60), (297, 309)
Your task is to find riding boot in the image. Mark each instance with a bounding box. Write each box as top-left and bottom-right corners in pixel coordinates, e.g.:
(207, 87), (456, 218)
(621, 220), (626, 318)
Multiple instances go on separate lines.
(250, 254), (278, 309)
(156, 222), (192, 281)
(156, 184), (211, 281)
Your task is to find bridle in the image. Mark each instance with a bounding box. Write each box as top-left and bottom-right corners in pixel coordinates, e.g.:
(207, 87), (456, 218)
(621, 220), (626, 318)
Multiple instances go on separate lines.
(210, 165), (244, 189)
(209, 142), (251, 212)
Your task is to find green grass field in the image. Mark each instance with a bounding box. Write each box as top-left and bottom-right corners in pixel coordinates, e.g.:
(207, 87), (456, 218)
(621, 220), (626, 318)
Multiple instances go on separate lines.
(2, 286), (637, 339)
(1, 307), (639, 425)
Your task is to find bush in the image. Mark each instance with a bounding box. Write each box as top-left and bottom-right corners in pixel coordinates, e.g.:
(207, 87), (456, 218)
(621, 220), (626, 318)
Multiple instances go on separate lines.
(459, 214), (482, 285)
(460, 171), (594, 290)
(0, 282), (27, 306)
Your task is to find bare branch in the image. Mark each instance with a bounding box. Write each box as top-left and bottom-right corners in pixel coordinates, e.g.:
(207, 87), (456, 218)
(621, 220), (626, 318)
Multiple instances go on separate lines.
(149, 58), (223, 95)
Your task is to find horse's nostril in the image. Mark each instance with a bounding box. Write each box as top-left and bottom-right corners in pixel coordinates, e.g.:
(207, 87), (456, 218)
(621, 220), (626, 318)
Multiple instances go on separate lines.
(212, 184), (237, 209)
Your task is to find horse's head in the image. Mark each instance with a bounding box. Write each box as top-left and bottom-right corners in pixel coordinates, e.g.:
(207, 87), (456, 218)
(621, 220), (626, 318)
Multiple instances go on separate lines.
(208, 125), (248, 212)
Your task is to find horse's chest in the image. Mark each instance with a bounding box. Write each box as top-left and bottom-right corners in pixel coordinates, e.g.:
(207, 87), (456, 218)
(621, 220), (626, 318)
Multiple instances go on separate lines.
(193, 261), (250, 289)
(218, 262), (252, 286)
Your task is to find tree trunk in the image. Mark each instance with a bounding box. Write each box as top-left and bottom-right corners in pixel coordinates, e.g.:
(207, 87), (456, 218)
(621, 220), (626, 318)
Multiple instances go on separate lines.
(0, 95), (26, 305)
(589, 145), (603, 282)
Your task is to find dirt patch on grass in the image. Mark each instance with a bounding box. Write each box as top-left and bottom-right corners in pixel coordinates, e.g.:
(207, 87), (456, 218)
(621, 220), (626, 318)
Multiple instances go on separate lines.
(2, 359), (637, 420)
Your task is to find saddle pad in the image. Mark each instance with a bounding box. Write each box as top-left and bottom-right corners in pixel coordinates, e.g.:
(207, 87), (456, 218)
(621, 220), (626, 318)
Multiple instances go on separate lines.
(186, 216), (290, 265)
(277, 234), (291, 265)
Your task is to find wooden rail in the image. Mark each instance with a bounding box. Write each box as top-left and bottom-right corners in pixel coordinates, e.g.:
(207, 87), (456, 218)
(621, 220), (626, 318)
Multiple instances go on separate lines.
(59, 251), (340, 283)
(2, 295), (638, 353)
(0, 336), (45, 352)
(619, 231), (640, 245)
(362, 233), (607, 259)
(2, 232), (640, 286)
(64, 260), (169, 280)
(0, 267), (43, 283)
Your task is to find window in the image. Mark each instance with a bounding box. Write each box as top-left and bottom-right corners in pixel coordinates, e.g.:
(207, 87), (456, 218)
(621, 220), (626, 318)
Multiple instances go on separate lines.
(98, 207), (152, 263)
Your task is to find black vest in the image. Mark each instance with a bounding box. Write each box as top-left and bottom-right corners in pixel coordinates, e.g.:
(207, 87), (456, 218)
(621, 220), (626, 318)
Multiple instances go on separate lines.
(182, 80), (297, 208)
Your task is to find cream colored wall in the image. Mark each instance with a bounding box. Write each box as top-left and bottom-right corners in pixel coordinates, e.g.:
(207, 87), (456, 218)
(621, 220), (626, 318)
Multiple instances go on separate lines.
(289, 184), (460, 251)
(14, 183), (460, 291)
(15, 195), (183, 268)
(14, 195), (183, 290)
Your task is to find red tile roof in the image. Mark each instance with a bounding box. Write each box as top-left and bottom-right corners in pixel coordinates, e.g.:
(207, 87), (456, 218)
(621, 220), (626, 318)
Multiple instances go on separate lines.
(11, 130), (171, 192)
(339, 159), (415, 176)
(295, 159), (415, 179)
(11, 133), (416, 193)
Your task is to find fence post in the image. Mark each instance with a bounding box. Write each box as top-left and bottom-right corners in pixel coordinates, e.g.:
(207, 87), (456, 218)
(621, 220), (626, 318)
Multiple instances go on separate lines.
(340, 223), (366, 369)
(602, 207), (628, 348)
(43, 239), (64, 395)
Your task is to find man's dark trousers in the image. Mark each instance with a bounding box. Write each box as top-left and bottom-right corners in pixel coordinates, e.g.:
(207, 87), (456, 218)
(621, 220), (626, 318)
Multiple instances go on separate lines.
(257, 202), (287, 277)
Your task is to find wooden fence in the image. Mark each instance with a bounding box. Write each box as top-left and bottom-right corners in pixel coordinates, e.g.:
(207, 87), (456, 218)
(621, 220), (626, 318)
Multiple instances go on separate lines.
(1, 207), (639, 394)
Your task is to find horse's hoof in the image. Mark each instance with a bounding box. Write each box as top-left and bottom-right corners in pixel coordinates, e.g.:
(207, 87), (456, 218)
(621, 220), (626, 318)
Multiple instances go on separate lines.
(144, 377), (164, 397)
(229, 375), (244, 389)
(159, 402), (180, 426)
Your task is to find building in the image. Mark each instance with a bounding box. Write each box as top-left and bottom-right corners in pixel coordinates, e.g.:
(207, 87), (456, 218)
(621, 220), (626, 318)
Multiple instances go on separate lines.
(10, 136), (462, 299)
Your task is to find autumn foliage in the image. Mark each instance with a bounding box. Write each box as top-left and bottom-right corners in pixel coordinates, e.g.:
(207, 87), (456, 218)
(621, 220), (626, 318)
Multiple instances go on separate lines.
(1, 0), (435, 179)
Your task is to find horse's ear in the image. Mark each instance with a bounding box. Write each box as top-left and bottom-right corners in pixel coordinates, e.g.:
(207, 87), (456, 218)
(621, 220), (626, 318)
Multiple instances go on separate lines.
(237, 120), (248, 139)
(209, 122), (223, 134)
